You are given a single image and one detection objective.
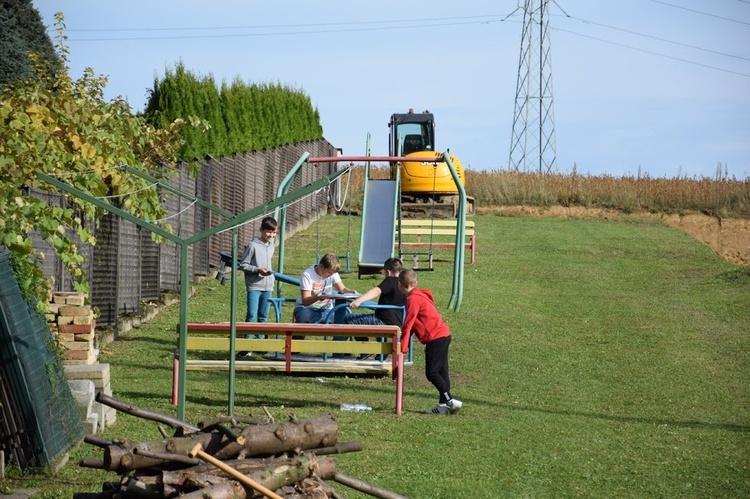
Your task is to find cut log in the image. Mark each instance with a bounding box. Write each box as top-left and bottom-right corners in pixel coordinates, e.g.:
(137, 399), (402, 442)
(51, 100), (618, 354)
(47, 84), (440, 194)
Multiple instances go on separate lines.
(189, 443), (283, 499)
(212, 415), (338, 461)
(162, 456), (297, 486)
(133, 447), (200, 466)
(179, 480), (246, 499)
(103, 415), (338, 472)
(242, 455), (335, 495)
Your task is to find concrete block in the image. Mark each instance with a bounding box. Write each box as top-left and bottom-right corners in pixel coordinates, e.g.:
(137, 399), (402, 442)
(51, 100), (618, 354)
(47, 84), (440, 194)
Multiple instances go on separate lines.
(68, 379), (95, 419)
(93, 403), (117, 431)
(84, 413), (99, 435)
(64, 363), (110, 380)
(103, 407), (117, 428)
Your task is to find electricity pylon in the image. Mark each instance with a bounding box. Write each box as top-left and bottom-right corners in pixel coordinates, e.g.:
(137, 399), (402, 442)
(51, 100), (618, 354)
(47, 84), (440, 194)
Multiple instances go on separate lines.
(508, 0), (558, 173)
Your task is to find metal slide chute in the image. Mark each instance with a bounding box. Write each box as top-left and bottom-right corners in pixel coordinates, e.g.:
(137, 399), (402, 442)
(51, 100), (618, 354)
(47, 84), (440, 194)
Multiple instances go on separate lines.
(357, 178), (399, 278)
(356, 134), (399, 278)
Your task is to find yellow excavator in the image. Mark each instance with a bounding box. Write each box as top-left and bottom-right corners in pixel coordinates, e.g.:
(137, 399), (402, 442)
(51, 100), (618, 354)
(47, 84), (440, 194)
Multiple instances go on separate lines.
(388, 109), (475, 218)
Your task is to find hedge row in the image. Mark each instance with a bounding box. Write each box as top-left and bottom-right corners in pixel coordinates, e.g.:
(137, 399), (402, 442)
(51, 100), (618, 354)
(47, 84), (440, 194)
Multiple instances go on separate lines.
(144, 62), (323, 159)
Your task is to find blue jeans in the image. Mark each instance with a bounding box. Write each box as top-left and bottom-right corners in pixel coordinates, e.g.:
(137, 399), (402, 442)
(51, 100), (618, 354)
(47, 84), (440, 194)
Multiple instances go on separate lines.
(245, 290), (271, 339)
(293, 306), (333, 324)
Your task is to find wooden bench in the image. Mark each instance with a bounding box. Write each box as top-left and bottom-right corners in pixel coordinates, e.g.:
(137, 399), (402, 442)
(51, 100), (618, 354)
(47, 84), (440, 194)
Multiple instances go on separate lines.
(173, 322), (406, 414)
(396, 219), (476, 266)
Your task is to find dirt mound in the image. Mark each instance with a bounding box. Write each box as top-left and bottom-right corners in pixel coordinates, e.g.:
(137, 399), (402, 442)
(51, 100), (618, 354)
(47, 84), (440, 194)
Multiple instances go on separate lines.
(478, 206), (750, 265)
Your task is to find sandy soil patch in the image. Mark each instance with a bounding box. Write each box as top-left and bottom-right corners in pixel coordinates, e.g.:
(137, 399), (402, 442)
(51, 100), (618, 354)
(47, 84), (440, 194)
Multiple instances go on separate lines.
(478, 206), (750, 266)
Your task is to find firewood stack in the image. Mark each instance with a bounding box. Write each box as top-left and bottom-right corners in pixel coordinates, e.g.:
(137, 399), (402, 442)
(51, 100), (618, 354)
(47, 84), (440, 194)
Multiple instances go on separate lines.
(73, 394), (407, 499)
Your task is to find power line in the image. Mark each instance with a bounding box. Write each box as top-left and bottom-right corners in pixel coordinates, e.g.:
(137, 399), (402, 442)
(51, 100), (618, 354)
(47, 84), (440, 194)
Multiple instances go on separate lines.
(60, 17), (514, 42)
(56, 14), (507, 32)
(554, 26), (750, 78)
(50, 11), (748, 78)
(566, 15), (750, 63)
(650, 0), (750, 26)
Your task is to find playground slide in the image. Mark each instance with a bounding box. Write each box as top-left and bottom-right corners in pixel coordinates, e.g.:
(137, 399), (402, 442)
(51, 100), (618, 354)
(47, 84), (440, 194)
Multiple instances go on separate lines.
(358, 179), (398, 278)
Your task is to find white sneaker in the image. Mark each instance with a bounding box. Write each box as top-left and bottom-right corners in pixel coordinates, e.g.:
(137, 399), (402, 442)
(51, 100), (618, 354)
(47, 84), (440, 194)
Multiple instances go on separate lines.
(447, 398), (462, 414)
(425, 404), (449, 415)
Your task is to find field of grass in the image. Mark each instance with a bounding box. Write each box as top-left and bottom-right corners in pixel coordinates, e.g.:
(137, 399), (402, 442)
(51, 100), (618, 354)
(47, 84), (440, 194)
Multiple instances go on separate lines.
(3, 213), (749, 498)
(345, 166), (750, 218)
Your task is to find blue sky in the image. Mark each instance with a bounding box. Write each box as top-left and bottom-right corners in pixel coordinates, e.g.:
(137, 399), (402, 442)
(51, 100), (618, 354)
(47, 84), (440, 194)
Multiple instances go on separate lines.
(34, 1), (749, 179)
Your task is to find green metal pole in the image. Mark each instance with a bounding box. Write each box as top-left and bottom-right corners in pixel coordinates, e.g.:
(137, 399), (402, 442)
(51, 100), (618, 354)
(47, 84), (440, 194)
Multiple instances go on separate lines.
(177, 242), (190, 420)
(273, 152), (310, 289)
(227, 228), (239, 415)
(443, 154), (467, 311)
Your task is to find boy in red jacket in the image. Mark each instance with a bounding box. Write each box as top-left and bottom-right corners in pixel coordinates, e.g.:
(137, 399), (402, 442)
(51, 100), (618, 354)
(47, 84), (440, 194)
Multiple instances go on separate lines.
(398, 269), (462, 415)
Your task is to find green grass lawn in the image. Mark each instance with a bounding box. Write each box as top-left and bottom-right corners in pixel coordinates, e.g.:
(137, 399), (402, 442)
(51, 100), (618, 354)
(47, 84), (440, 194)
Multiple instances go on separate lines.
(3, 213), (749, 498)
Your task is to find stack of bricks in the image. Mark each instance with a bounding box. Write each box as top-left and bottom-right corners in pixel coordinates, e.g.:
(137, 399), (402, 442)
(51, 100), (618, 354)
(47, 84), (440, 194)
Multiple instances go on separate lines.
(47, 291), (97, 365)
(47, 291), (117, 432)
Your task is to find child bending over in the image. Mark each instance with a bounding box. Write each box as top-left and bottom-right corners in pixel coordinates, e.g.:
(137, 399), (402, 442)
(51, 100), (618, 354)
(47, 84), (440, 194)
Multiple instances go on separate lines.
(398, 269), (462, 415)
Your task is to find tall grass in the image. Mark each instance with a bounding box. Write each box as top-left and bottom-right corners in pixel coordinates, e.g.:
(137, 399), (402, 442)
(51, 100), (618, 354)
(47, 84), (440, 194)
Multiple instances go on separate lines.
(340, 164), (750, 218)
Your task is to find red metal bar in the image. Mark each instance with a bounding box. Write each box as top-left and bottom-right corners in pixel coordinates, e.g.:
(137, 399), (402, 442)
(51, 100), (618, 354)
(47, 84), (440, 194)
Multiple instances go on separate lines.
(395, 353), (404, 416)
(306, 155), (443, 163)
(185, 322), (400, 336)
(172, 349), (179, 405)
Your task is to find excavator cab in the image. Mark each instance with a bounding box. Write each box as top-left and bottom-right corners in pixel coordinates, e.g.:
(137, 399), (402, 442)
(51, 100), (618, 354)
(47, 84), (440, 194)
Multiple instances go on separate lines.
(388, 109), (474, 217)
(388, 110), (435, 157)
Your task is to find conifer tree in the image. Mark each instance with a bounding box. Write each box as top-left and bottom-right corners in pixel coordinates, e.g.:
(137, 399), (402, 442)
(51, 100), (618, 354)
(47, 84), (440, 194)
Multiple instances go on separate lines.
(0, 0), (59, 86)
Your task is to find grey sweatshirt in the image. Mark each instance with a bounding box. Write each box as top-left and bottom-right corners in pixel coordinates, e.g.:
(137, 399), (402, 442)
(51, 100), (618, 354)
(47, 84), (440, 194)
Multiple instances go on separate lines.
(238, 237), (275, 291)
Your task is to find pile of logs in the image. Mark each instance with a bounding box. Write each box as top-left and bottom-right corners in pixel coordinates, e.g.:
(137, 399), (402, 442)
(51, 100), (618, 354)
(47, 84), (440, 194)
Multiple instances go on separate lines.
(74, 394), (406, 499)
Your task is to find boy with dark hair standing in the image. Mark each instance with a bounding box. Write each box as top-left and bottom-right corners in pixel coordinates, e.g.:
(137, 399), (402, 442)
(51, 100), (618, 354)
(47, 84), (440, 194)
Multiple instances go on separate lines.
(239, 216), (278, 324)
(398, 268), (462, 415)
(237, 216), (277, 356)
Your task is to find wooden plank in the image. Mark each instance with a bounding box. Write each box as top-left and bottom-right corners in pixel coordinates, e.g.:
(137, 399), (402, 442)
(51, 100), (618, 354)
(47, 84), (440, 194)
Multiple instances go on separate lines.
(400, 242), (473, 249)
(186, 338), (391, 355)
(397, 228), (474, 236)
(186, 338), (286, 351)
(400, 219), (474, 228)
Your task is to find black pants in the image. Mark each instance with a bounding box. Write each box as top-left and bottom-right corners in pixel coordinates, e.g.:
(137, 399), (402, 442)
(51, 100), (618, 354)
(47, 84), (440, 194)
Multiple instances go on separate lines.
(424, 336), (451, 404)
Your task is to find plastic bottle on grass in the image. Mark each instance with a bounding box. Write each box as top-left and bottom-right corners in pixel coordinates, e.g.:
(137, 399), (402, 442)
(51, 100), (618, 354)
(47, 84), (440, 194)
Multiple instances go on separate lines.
(340, 403), (372, 412)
